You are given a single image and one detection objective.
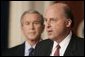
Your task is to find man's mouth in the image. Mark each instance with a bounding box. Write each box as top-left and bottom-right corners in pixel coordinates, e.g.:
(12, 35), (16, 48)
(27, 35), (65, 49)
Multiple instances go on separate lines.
(47, 30), (53, 35)
(29, 32), (36, 34)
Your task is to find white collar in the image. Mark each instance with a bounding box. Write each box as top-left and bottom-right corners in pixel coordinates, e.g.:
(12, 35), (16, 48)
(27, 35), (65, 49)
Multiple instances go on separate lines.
(59, 31), (72, 49)
(53, 31), (72, 48)
(25, 41), (36, 51)
(51, 31), (72, 56)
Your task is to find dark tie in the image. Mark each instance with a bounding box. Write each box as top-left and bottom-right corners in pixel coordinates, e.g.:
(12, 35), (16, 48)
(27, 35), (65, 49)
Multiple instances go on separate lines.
(54, 44), (61, 56)
(29, 48), (34, 56)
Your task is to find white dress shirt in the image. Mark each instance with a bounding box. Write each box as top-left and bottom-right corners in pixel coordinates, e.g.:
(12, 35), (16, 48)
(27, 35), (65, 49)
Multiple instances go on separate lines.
(50, 31), (72, 56)
(24, 41), (36, 56)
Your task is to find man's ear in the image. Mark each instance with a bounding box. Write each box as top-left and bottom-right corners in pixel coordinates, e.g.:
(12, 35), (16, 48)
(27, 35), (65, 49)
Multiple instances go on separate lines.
(66, 19), (72, 27)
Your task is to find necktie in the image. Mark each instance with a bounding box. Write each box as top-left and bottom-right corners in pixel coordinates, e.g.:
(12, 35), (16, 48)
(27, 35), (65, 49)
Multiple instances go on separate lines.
(54, 44), (61, 56)
(29, 48), (34, 56)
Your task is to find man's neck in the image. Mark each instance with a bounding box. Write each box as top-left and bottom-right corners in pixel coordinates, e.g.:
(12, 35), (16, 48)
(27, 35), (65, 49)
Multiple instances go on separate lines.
(55, 30), (71, 43)
(27, 39), (40, 46)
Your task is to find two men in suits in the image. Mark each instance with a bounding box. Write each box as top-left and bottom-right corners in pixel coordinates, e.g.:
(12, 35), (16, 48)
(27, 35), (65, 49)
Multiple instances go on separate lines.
(2, 10), (44, 56)
(33, 3), (84, 56)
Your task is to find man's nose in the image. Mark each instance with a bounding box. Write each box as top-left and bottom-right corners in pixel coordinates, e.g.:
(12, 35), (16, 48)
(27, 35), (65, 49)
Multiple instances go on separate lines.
(45, 21), (51, 28)
(29, 23), (34, 30)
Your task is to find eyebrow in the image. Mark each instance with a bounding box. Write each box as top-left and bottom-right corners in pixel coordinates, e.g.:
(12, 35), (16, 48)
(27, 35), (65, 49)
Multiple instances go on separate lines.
(44, 17), (57, 20)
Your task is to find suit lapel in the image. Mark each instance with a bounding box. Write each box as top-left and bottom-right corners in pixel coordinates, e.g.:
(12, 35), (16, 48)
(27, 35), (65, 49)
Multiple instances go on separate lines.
(44, 40), (54, 56)
(15, 43), (25, 56)
(46, 41), (53, 56)
(64, 35), (77, 56)
(38, 39), (54, 56)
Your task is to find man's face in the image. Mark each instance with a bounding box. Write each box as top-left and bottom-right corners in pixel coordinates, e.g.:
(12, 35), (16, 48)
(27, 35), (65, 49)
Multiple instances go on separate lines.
(21, 13), (43, 41)
(44, 7), (71, 40)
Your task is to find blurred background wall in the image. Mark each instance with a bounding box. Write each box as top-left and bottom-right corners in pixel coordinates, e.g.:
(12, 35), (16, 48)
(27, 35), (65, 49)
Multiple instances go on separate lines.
(1, 1), (84, 50)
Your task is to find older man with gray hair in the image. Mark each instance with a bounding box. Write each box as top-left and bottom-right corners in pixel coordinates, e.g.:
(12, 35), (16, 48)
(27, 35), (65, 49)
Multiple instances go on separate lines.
(34, 3), (84, 56)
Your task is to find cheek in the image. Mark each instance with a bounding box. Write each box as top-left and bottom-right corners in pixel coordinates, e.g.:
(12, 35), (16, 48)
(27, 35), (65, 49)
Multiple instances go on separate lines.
(22, 26), (29, 33)
(53, 21), (66, 31)
(35, 26), (43, 33)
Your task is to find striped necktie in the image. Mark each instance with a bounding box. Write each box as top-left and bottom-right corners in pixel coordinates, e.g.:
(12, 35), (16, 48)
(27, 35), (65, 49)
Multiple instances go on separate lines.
(54, 44), (61, 56)
(29, 48), (34, 56)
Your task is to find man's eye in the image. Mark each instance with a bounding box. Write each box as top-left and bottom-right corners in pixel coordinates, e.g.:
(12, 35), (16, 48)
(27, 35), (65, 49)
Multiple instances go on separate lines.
(25, 22), (30, 25)
(44, 18), (47, 22)
(50, 18), (57, 22)
(34, 21), (40, 24)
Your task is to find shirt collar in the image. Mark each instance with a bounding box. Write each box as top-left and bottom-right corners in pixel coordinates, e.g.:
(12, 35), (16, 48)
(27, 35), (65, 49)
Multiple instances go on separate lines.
(59, 31), (72, 48)
(25, 41), (36, 51)
(53, 31), (72, 49)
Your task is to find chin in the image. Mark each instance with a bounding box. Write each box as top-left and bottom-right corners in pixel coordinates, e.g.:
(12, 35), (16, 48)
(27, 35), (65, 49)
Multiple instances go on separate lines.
(27, 36), (36, 40)
(48, 36), (54, 40)
(29, 38), (36, 41)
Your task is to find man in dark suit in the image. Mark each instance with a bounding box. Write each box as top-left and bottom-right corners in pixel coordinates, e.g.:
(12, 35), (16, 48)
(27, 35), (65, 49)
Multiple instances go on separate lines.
(2, 10), (44, 56)
(33, 3), (84, 56)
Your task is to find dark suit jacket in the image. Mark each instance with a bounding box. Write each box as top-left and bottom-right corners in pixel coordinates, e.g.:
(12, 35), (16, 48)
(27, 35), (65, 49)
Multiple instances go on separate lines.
(2, 43), (25, 56)
(34, 35), (84, 56)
